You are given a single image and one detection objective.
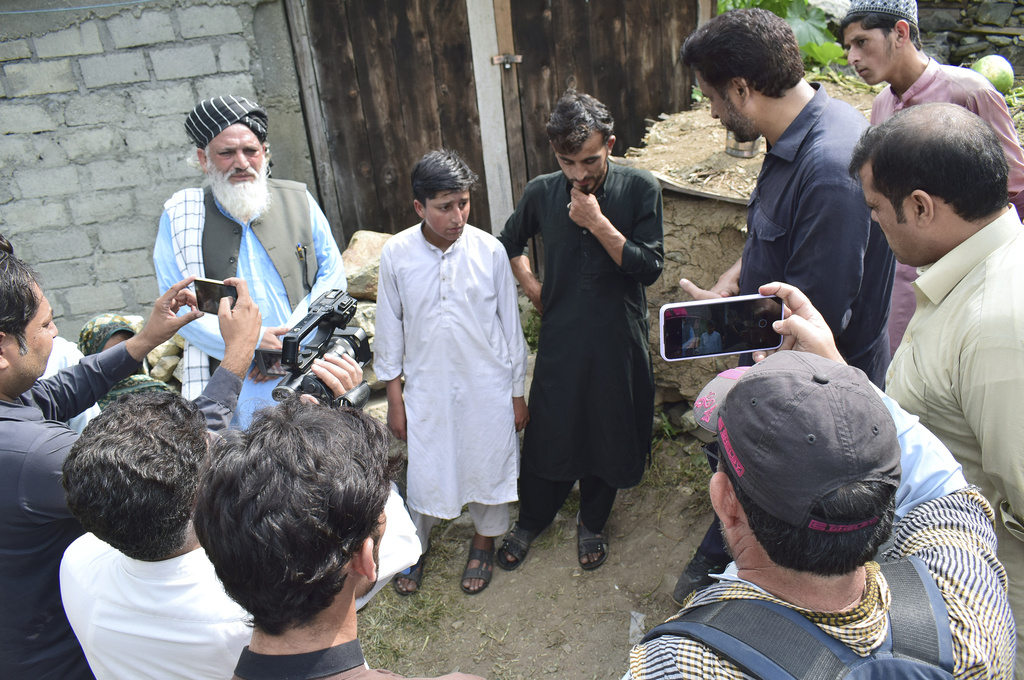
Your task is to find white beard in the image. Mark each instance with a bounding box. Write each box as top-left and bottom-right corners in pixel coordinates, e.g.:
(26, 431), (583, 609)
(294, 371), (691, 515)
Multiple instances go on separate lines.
(205, 162), (271, 224)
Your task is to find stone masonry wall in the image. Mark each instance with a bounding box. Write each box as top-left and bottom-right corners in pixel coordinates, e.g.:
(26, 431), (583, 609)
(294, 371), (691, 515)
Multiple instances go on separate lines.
(920, 0), (1024, 73)
(0, 0), (314, 340)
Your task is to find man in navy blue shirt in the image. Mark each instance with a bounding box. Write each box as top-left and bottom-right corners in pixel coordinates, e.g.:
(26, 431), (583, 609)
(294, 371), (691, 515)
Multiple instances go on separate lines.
(672, 8), (896, 605)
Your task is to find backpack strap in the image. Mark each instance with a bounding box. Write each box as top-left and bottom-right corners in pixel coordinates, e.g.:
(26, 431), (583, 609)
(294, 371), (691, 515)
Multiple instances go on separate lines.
(878, 557), (953, 671)
(642, 598), (854, 679)
(642, 556), (952, 679)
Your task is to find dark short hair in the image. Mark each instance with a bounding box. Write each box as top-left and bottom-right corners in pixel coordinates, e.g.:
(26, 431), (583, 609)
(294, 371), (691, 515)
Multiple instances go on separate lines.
(850, 103), (1009, 222)
(724, 465), (896, 576)
(546, 89), (615, 154)
(681, 8), (804, 99)
(410, 149), (479, 204)
(0, 236), (41, 355)
(193, 400), (392, 636)
(62, 391), (208, 561)
(840, 12), (922, 50)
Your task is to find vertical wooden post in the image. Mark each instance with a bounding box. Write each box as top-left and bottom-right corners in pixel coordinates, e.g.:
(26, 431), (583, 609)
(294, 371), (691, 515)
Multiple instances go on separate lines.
(466, 0), (515, 234)
(493, 0), (529, 205)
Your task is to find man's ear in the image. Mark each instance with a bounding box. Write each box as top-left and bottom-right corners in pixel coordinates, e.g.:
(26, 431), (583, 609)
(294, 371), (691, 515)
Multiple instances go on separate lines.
(906, 189), (936, 227)
(0, 332), (11, 370)
(350, 536), (378, 582)
(196, 148), (209, 173)
(413, 199), (426, 221)
(605, 134), (616, 152)
(709, 470), (743, 531)
(730, 77), (751, 102)
(893, 19), (912, 46)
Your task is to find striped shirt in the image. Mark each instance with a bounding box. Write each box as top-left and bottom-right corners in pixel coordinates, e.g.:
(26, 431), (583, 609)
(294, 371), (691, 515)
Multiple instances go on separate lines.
(627, 488), (1014, 679)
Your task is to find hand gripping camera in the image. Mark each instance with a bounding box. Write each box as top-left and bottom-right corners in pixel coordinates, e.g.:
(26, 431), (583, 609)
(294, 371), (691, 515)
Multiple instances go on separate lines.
(271, 289), (372, 408)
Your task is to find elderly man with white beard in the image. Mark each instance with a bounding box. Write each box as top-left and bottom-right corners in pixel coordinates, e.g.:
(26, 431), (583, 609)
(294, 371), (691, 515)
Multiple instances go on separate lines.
(154, 95), (347, 426)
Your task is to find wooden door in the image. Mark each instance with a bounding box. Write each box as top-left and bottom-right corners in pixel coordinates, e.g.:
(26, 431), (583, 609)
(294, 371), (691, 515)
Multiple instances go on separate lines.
(286, 0), (493, 244)
(285, 0), (696, 245)
(494, 0), (696, 192)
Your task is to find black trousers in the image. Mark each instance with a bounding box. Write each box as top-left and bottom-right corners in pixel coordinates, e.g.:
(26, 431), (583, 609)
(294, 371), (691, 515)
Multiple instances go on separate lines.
(698, 516), (730, 564)
(516, 471), (618, 534)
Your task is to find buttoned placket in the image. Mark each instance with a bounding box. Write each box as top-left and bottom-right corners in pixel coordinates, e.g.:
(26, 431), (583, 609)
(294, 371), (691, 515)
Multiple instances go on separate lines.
(439, 243), (455, 329)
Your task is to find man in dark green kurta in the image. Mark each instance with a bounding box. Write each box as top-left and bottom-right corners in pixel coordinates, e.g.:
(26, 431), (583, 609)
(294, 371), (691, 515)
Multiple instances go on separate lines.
(496, 90), (664, 571)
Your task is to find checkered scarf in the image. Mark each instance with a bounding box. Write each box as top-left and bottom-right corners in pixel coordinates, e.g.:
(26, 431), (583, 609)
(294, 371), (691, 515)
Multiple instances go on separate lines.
(163, 188), (210, 400)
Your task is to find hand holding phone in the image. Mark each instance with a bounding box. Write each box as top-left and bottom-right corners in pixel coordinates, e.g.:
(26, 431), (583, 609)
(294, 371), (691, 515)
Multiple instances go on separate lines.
(660, 294), (784, 361)
(194, 278), (239, 315)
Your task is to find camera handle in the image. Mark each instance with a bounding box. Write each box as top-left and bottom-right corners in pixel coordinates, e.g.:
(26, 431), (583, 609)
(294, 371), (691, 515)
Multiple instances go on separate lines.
(332, 381), (371, 410)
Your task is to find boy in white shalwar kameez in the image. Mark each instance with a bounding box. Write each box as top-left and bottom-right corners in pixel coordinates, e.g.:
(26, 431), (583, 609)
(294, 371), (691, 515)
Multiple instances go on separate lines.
(375, 150), (529, 595)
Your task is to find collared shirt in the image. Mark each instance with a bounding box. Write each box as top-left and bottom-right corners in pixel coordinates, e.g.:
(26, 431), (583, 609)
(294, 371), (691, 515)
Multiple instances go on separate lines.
(375, 224), (527, 519)
(739, 84), (895, 386)
(886, 209), (1024, 650)
(0, 345), (140, 680)
(232, 638), (485, 680)
(871, 58), (1024, 218)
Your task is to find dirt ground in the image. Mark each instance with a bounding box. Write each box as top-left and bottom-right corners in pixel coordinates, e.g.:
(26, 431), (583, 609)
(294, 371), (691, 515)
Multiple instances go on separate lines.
(355, 77), (881, 680)
(360, 432), (714, 680)
(623, 76), (877, 202)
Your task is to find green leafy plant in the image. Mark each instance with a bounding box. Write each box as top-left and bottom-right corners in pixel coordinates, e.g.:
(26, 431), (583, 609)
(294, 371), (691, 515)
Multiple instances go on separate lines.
(715, 0), (847, 69)
(802, 41), (846, 68)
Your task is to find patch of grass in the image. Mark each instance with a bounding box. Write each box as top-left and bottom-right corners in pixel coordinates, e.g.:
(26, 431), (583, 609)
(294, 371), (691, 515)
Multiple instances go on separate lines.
(360, 519), (469, 671)
(638, 432), (714, 516)
(522, 308), (541, 352)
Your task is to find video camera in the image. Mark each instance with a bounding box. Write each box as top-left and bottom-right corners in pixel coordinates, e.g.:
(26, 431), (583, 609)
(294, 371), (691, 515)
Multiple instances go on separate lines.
(270, 289), (372, 408)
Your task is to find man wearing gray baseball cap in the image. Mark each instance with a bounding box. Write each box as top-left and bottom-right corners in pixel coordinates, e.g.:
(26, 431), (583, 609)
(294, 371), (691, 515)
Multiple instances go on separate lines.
(626, 347), (1014, 678)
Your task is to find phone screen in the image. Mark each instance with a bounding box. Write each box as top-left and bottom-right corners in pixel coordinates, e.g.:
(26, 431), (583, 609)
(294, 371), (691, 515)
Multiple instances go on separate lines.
(660, 294), (784, 361)
(254, 348), (288, 377)
(194, 278), (238, 315)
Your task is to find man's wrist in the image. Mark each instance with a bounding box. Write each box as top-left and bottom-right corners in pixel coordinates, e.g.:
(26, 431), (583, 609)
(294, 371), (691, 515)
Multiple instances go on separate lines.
(123, 333), (157, 362)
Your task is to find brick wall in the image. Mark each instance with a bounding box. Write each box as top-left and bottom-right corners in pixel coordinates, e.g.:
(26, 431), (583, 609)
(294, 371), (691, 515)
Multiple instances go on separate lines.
(0, 0), (314, 339)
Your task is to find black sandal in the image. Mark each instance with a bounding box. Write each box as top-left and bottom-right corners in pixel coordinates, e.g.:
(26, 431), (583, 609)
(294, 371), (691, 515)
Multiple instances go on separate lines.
(393, 554), (424, 595)
(460, 545), (494, 595)
(577, 514), (608, 571)
(496, 523), (537, 571)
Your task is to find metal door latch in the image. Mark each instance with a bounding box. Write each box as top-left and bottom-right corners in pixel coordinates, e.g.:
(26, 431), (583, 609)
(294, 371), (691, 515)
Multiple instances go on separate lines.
(491, 54), (523, 69)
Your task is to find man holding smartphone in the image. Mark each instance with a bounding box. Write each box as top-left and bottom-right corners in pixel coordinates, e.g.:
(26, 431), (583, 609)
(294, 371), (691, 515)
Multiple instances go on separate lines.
(672, 9), (896, 604)
(153, 95), (347, 426)
(0, 230), (261, 680)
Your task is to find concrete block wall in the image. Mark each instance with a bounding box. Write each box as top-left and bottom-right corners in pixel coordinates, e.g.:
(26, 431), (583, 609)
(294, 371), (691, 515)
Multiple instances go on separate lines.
(0, 0), (315, 340)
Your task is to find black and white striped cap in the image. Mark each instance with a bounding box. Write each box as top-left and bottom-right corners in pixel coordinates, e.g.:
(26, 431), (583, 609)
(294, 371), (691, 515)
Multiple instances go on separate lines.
(184, 95), (268, 148)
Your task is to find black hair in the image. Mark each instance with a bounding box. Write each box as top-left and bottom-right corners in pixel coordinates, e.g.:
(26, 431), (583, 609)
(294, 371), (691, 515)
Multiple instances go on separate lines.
(680, 8), (804, 99)
(410, 149), (478, 204)
(840, 12), (922, 50)
(850, 103), (1009, 222)
(545, 89), (615, 154)
(193, 400), (393, 636)
(724, 464), (895, 576)
(63, 392), (208, 561)
(0, 235), (40, 354)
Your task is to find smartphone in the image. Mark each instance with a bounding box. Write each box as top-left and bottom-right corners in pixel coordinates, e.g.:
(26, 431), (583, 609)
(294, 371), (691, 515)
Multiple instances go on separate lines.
(254, 348), (288, 377)
(659, 294), (784, 361)
(194, 277), (238, 315)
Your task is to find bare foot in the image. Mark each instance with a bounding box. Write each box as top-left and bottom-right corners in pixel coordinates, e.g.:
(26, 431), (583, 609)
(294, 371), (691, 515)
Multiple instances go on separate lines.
(393, 555), (424, 595)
